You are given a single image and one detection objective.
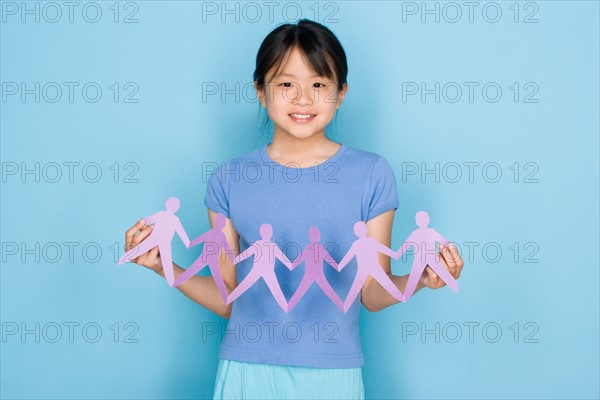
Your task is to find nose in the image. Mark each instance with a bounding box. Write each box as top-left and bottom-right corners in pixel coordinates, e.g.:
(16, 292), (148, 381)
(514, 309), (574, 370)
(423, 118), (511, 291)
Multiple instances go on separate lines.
(291, 83), (315, 106)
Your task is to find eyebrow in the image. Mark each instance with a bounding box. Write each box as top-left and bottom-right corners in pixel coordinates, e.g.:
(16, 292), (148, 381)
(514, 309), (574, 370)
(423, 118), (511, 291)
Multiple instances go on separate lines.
(275, 73), (321, 78)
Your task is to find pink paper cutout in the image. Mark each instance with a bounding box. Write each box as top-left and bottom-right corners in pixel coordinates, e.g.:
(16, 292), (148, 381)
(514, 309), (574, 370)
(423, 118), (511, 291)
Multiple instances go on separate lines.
(287, 227), (345, 313)
(118, 196), (460, 311)
(172, 213), (234, 302)
(338, 221), (407, 313)
(118, 197), (191, 287)
(225, 223), (293, 312)
(395, 211), (459, 301)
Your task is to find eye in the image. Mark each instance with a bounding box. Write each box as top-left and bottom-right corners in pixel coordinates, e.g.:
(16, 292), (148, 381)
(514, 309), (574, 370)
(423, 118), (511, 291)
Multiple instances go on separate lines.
(278, 82), (293, 88)
(313, 82), (327, 89)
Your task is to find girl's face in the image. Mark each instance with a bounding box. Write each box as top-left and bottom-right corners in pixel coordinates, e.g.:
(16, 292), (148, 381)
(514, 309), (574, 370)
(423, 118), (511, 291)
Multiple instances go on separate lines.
(256, 46), (347, 142)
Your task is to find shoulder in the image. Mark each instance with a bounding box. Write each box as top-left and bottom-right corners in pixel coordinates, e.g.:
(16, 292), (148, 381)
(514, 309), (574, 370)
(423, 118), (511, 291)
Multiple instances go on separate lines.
(209, 146), (263, 176)
(229, 146), (262, 165)
(342, 144), (394, 172)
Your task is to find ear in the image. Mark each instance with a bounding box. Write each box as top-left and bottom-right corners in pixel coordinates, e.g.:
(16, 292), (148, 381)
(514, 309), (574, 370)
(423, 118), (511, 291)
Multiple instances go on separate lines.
(254, 81), (266, 108)
(336, 83), (348, 109)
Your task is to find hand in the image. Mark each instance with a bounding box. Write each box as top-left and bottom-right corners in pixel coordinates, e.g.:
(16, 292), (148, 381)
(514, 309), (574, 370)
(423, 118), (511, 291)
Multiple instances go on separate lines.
(419, 243), (464, 289)
(124, 219), (163, 276)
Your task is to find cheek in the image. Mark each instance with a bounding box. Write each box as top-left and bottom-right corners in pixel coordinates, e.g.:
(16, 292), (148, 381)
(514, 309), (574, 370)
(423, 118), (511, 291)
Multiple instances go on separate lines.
(265, 104), (289, 123)
(266, 102), (286, 118)
(267, 87), (295, 105)
(317, 90), (340, 108)
(317, 102), (338, 117)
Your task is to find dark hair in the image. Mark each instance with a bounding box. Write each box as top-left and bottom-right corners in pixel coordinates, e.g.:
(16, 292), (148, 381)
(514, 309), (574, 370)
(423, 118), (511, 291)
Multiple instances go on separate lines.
(254, 19), (348, 91)
(253, 19), (348, 139)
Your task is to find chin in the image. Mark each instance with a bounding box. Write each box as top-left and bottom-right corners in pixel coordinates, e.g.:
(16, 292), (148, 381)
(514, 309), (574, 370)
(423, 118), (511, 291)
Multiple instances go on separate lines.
(285, 131), (325, 140)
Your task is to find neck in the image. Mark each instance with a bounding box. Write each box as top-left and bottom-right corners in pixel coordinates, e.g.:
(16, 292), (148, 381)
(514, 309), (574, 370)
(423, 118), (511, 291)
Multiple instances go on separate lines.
(267, 132), (340, 167)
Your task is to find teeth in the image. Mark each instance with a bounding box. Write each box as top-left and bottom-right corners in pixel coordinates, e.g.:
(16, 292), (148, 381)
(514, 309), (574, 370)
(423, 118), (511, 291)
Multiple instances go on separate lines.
(290, 114), (314, 119)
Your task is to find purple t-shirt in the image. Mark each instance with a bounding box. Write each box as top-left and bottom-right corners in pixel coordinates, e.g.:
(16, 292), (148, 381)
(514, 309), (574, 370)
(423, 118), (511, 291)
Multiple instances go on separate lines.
(204, 142), (399, 368)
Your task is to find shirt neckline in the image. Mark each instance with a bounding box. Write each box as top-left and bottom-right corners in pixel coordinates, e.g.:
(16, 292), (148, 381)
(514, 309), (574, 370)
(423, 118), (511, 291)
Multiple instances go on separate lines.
(259, 142), (348, 174)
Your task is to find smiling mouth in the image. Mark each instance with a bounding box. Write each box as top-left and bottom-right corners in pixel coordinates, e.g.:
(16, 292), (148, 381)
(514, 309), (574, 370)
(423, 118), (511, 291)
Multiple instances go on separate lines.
(289, 113), (316, 119)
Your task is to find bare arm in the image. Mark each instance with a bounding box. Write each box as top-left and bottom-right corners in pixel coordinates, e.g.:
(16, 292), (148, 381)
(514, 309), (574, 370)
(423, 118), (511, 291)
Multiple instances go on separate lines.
(167, 209), (238, 318)
(155, 260), (232, 318)
(221, 237), (236, 264)
(361, 212), (465, 312)
(124, 210), (239, 319)
(361, 210), (426, 312)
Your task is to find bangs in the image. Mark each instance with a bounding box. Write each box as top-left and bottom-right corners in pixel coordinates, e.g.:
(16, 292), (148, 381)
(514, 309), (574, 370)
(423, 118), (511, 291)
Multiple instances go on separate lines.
(263, 41), (336, 84)
(253, 19), (347, 91)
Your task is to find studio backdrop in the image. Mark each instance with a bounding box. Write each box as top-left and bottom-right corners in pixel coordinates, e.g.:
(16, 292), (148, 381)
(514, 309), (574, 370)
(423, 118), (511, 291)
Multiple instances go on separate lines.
(1, 1), (599, 399)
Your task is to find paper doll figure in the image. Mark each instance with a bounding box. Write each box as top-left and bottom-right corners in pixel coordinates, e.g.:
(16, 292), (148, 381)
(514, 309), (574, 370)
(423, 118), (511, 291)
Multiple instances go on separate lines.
(339, 221), (406, 313)
(172, 213), (234, 301)
(395, 211), (458, 301)
(287, 227), (344, 312)
(225, 223), (292, 312)
(118, 197), (191, 288)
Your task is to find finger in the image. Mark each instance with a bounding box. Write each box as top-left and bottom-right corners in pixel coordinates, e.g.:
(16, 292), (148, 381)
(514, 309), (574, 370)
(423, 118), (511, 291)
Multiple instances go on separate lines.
(426, 265), (438, 280)
(134, 225), (153, 245)
(130, 226), (152, 263)
(148, 246), (160, 267)
(439, 244), (457, 276)
(447, 243), (462, 264)
(149, 246), (159, 257)
(426, 266), (444, 288)
(448, 243), (464, 277)
(125, 219), (146, 251)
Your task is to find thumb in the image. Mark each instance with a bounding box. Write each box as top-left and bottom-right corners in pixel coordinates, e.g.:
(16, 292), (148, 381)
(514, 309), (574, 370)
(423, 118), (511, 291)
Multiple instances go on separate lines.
(426, 266), (438, 280)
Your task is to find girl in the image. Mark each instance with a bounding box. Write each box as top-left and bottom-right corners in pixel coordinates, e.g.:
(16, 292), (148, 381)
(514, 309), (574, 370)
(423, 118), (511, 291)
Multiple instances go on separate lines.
(123, 19), (464, 399)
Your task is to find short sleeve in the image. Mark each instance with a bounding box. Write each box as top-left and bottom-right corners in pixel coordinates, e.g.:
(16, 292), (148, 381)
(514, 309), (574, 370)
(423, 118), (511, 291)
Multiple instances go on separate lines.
(204, 163), (230, 218)
(366, 156), (399, 221)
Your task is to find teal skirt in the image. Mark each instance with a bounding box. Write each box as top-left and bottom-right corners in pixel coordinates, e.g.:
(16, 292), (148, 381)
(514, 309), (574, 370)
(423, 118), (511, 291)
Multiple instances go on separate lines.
(212, 358), (365, 399)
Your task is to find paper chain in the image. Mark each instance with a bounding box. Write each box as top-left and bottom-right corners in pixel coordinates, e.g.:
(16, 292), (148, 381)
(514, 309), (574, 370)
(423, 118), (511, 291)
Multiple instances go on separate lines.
(118, 197), (459, 313)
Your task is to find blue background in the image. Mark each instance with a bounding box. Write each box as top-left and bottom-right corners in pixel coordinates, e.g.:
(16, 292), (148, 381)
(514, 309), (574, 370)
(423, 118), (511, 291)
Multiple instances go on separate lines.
(1, 1), (598, 399)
